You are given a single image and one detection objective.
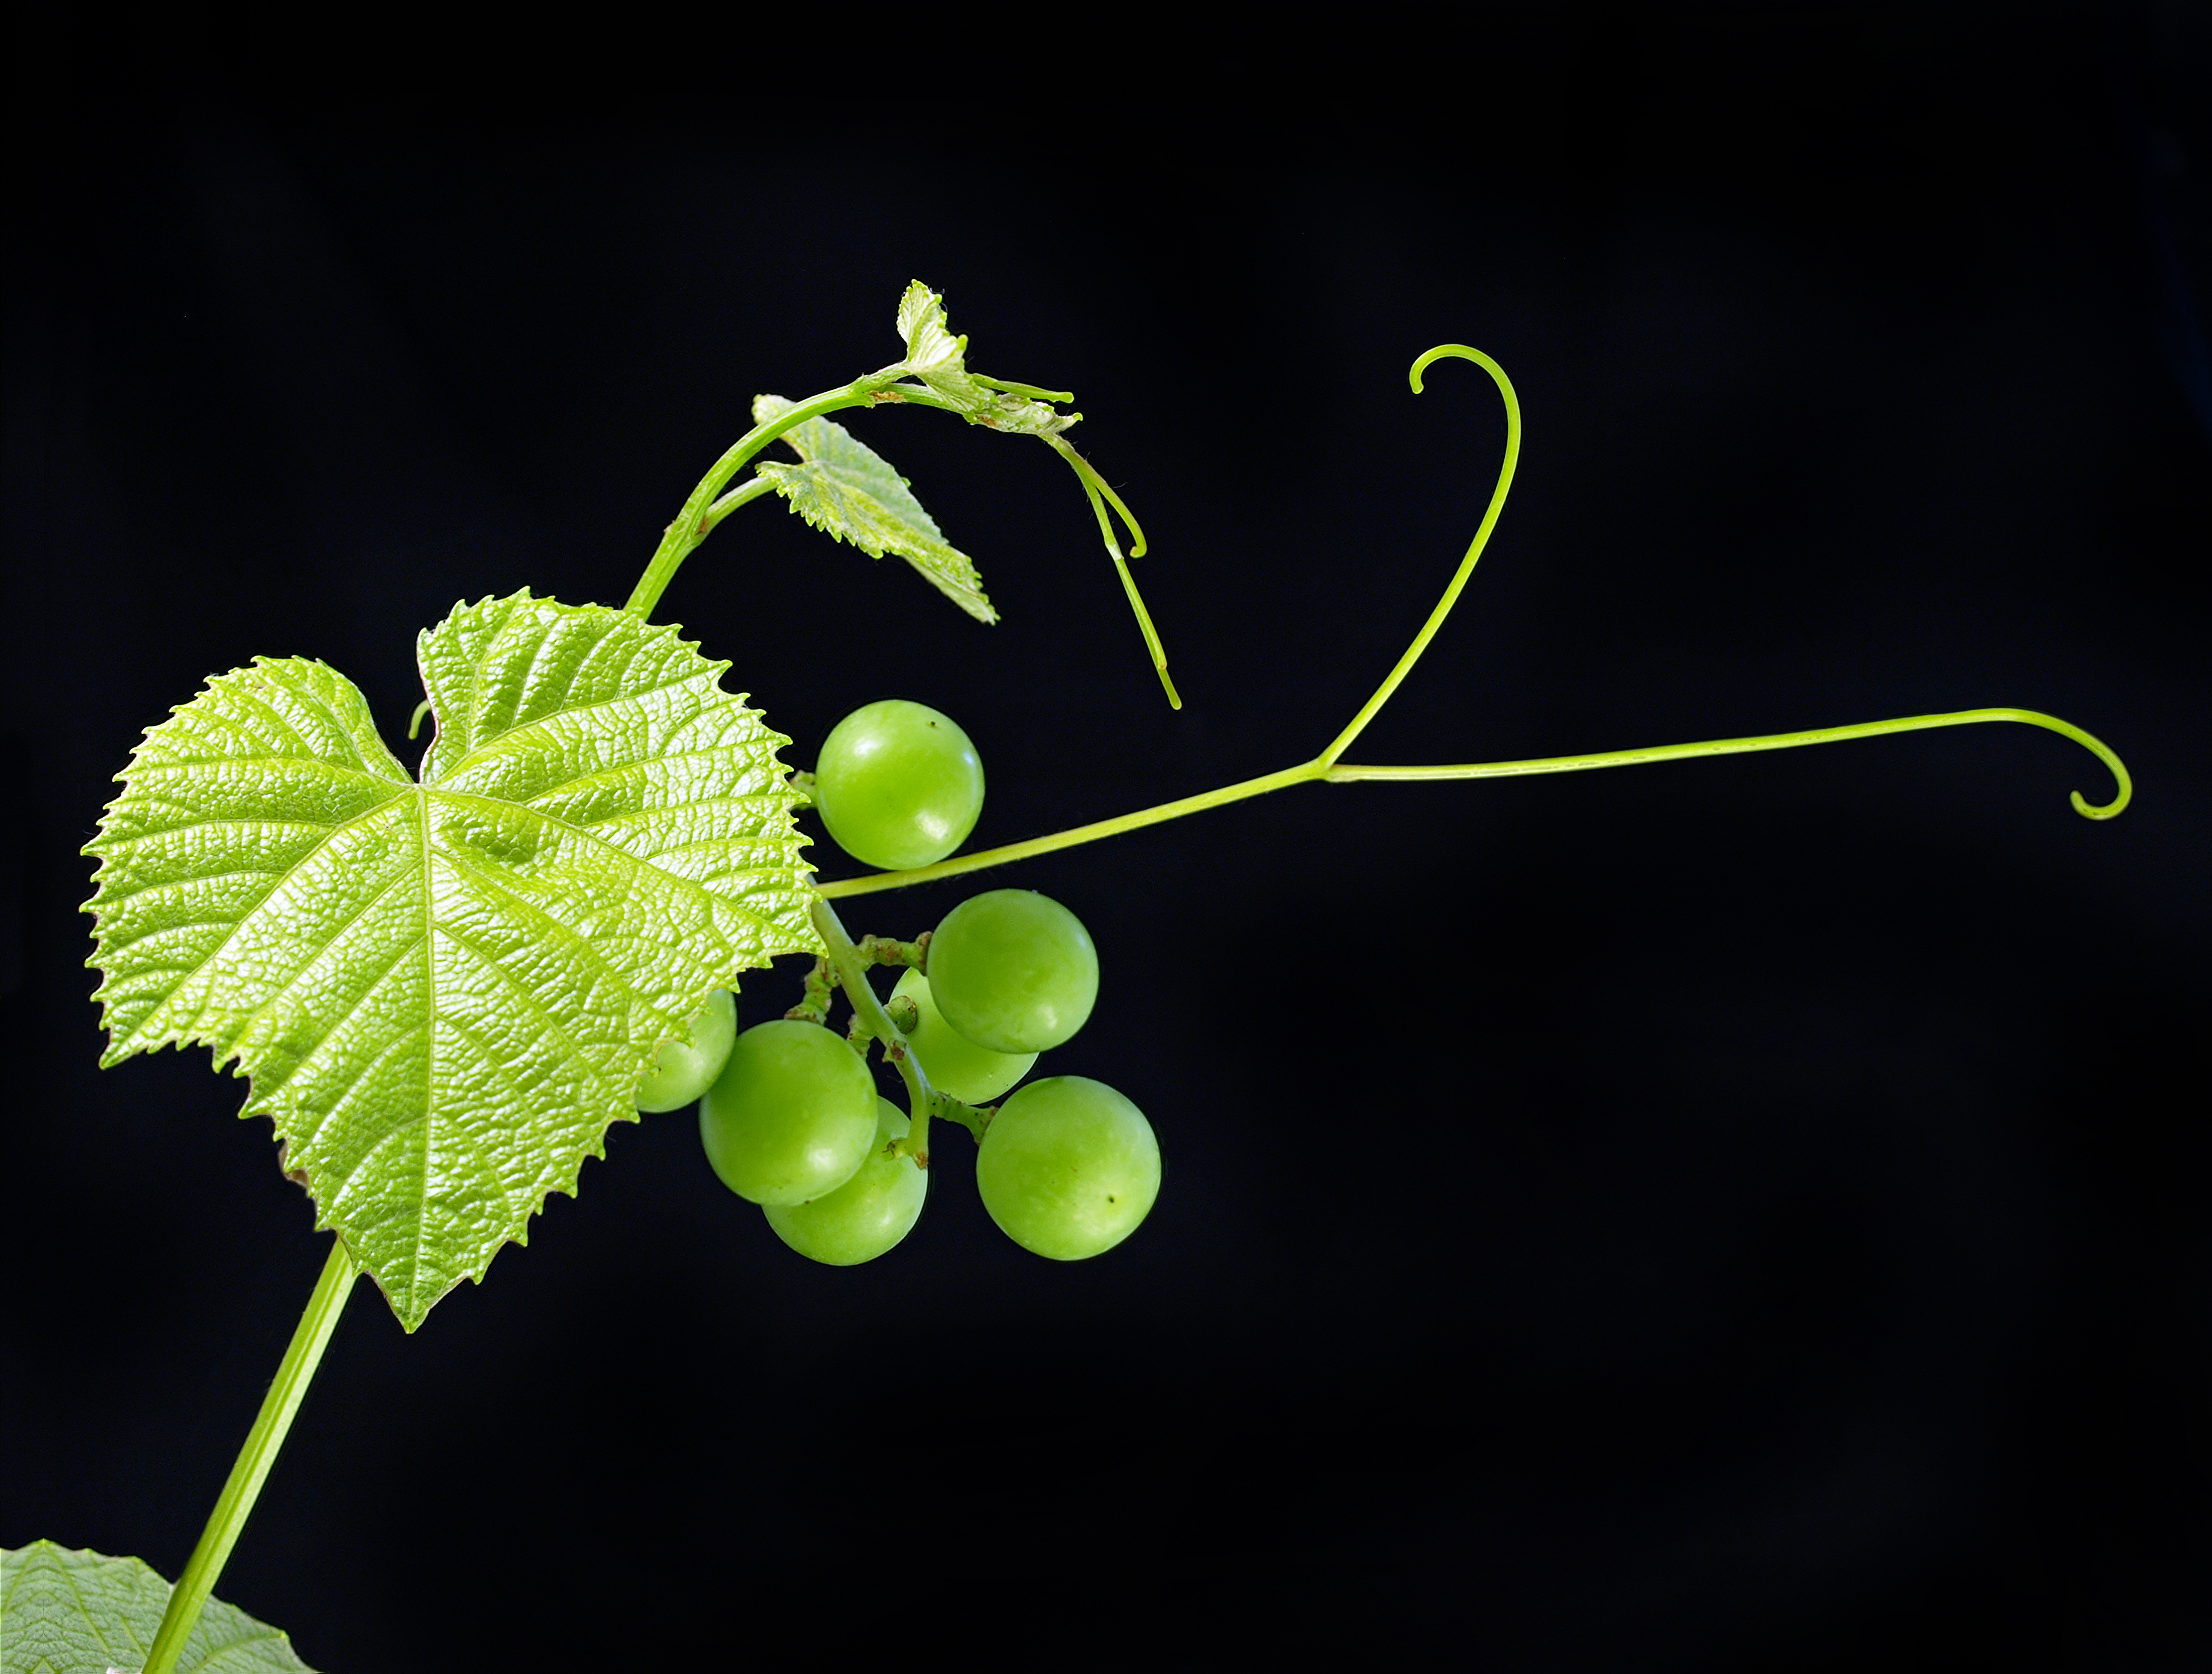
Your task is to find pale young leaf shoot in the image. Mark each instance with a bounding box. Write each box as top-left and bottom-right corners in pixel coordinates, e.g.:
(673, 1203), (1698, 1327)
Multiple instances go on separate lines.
(890, 279), (1077, 436)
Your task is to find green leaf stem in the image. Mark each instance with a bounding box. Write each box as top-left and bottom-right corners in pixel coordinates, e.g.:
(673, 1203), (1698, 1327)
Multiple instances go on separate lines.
(750, 395), (997, 622)
(84, 592), (816, 1329)
(0, 1542), (314, 1674)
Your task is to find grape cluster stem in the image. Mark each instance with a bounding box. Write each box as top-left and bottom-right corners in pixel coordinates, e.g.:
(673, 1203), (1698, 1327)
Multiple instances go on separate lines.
(784, 956), (838, 1026)
(788, 922), (989, 1149)
(810, 897), (945, 1168)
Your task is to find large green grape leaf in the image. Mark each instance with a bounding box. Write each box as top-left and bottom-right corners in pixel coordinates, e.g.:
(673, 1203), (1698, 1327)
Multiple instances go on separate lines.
(892, 282), (1079, 437)
(751, 393), (997, 624)
(83, 591), (816, 1330)
(0, 1542), (315, 1673)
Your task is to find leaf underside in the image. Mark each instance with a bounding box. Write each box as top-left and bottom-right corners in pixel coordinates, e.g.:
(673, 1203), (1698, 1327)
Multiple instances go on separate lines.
(0, 1542), (315, 1673)
(82, 591), (818, 1330)
(751, 394), (997, 624)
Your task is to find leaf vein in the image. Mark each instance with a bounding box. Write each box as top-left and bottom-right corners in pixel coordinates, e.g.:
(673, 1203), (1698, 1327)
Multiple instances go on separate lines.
(435, 669), (725, 782)
(279, 1018), (430, 1163)
(96, 793), (416, 1036)
(431, 847), (667, 1024)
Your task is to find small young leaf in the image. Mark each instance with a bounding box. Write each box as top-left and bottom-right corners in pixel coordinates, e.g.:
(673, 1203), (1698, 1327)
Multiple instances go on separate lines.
(891, 281), (1078, 437)
(0, 1541), (316, 1673)
(84, 591), (817, 1330)
(750, 394), (997, 623)
(893, 279), (968, 385)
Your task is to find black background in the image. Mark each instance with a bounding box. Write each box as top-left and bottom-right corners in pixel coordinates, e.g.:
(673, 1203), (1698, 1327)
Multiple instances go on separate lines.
(4, 4), (2207, 1668)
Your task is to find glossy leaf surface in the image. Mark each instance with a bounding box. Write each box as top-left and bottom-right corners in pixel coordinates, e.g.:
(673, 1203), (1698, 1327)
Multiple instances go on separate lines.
(84, 591), (816, 1329)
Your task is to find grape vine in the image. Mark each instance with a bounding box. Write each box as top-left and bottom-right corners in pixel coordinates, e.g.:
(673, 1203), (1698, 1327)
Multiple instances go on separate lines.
(23, 282), (2130, 1674)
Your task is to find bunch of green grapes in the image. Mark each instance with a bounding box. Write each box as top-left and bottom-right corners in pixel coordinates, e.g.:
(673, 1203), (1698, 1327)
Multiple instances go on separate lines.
(635, 699), (1161, 1267)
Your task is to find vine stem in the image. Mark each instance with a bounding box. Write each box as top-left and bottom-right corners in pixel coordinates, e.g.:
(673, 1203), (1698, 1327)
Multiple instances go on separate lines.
(814, 711), (2127, 900)
(815, 763), (1319, 898)
(143, 1238), (358, 1674)
(624, 381), (895, 619)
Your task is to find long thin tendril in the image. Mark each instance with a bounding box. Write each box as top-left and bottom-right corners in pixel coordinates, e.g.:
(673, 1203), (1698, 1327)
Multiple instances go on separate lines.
(1315, 345), (1522, 769)
(973, 374), (1077, 403)
(1328, 707), (2131, 817)
(813, 341), (2127, 899)
(1045, 432), (1179, 708)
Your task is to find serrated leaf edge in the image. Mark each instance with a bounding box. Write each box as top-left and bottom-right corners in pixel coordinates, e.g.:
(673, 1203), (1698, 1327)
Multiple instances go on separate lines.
(753, 397), (998, 624)
(80, 592), (823, 1326)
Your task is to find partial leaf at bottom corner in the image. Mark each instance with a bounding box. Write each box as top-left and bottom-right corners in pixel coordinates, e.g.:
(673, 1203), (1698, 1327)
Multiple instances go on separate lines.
(0, 1542), (316, 1674)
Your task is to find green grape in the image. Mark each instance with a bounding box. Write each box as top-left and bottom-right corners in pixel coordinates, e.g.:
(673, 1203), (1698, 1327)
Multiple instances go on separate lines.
(763, 1098), (928, 1265)
(926, 889), (1098, 1054)
(890, 967), (1036, 1103)
(975, 1076), (1159, 1260)
(636, 990), (738, 1113)
(698, 1020), (878, 1205)
(813, 698), (985, 871)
